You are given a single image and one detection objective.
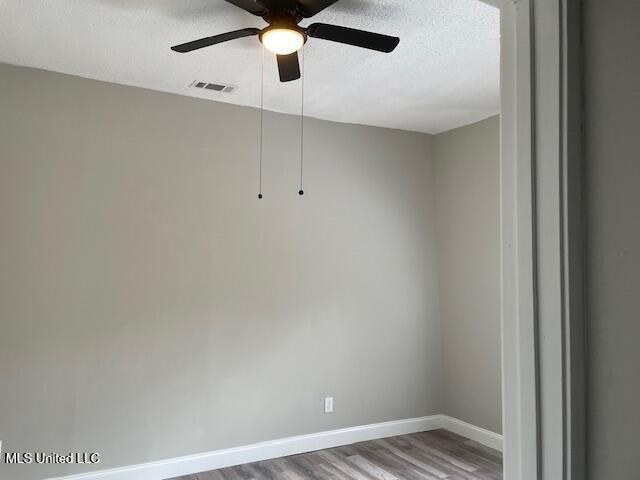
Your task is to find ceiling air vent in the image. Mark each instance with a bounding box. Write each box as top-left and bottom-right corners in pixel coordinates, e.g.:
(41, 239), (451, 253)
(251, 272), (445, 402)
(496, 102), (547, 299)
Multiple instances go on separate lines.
(190, 81), (237, 94)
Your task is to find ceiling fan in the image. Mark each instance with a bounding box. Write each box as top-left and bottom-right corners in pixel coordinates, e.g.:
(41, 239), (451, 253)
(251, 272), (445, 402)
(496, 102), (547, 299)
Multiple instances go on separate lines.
(171, 0), (400, 82)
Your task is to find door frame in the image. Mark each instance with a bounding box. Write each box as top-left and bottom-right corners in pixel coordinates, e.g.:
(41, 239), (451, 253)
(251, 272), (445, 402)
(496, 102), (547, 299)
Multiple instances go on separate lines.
(489, 0), (585, 478)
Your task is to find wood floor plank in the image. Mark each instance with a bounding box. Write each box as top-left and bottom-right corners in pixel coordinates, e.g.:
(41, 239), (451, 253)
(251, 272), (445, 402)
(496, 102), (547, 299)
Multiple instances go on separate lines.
(348, 455), (399, 480)
(461, 441), (502, 462)
(367, 449), (439, 480)
(313, 458), (354, 480)
(404, 434), (478, 472)
(376, 439), (449, 478)
(377, 449), (442, 480)
(415, 433), (502, 473)
(316, 450), (373, 480)
(402, 447), (482, 480)
(169, 430), (502, 480)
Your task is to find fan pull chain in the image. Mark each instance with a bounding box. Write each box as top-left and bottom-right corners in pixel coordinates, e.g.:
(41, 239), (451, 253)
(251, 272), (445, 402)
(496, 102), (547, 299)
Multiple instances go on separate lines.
(258, 45), (265, 199)
(298, 48), (305, 196)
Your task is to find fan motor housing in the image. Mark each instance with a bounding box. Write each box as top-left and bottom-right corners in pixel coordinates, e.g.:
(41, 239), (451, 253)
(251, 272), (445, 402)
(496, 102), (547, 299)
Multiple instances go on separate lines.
(263, 8), (304, 25)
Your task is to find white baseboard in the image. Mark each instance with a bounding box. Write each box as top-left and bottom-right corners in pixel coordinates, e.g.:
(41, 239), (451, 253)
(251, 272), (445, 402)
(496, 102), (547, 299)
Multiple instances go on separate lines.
(440, 415), (504, 452)
(50, 415), (502, 480)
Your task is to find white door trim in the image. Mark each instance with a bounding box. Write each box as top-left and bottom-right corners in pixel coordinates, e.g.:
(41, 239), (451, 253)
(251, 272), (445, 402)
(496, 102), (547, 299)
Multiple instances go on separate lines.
(497, 0), (585, 479)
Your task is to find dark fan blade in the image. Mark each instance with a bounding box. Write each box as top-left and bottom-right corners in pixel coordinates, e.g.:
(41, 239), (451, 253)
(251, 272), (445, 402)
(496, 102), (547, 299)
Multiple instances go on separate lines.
(223, 0), (267, 16)
(307, 23), (399, 53)
(277, 52), (301, 82)
(171, 28), (260, 53)
(298, 0), (339, 17)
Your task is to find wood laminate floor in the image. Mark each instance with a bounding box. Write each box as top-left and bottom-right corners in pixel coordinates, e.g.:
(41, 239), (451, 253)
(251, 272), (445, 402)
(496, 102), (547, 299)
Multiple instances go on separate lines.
(171, 429), (503, 480)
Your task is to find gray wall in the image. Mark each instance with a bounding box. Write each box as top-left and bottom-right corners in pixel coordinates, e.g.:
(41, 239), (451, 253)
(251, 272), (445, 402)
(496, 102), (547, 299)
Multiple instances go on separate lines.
(0, 63), (443, 480)
(433, 117), (502, 434)
(583, 2), (640, 478)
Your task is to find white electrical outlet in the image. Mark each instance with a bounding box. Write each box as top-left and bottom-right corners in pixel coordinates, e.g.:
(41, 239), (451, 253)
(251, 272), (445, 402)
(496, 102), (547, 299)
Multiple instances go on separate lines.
(324, 396), (334, 413)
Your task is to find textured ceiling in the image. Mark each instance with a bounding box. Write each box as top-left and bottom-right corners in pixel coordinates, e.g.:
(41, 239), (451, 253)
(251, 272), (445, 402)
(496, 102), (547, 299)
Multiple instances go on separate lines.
(0, 0), (499, 134)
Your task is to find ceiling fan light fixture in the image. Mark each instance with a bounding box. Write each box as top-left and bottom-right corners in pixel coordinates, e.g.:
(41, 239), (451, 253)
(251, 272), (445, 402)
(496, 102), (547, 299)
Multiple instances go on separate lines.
(261, 28), (305, 55)
(171, 1), (401, 83)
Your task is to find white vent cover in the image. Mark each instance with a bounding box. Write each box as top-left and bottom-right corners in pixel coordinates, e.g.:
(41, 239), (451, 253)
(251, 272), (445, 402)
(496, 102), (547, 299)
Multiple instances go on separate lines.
(190, 81), (237, 94)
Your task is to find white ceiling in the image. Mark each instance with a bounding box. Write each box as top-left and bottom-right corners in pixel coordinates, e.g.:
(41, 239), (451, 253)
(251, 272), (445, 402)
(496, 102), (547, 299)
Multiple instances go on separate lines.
(0, 0), (500, 134)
